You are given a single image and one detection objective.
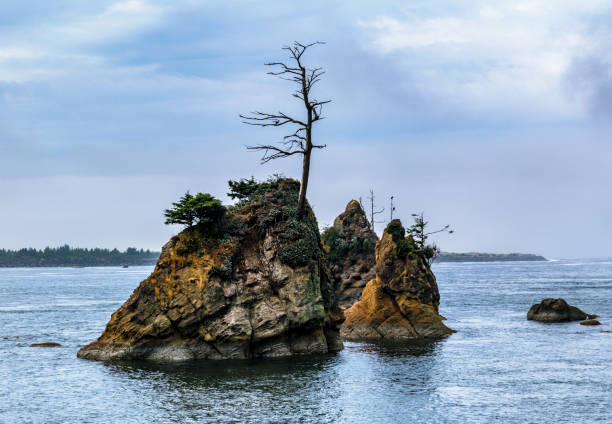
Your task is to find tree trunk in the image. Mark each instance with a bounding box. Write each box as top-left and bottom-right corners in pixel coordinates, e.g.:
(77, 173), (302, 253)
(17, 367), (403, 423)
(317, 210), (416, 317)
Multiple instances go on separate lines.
(297, 147), (311, 219)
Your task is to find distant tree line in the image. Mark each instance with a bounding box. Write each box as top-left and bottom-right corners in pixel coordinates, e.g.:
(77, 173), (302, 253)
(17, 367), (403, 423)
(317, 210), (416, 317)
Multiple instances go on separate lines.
(437, 252), (547, 262)
(0, 245), (160, 267)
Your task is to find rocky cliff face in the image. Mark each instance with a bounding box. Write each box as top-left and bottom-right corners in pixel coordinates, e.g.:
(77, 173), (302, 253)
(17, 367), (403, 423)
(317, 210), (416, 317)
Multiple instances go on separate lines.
(322, 200), (378, 310)
(341, 220), (454, 340)
(78, 178), (343, 361)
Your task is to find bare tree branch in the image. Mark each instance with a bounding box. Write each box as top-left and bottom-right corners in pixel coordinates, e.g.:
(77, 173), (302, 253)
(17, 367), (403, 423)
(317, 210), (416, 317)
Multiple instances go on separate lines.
(240, 41), (330, 217)
(246, 144), (305, 164)
(239, 111), (306, 127)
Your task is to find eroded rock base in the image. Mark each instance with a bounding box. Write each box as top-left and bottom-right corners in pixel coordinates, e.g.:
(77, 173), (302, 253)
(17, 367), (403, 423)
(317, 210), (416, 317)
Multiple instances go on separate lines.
(341, 278), (454, 340)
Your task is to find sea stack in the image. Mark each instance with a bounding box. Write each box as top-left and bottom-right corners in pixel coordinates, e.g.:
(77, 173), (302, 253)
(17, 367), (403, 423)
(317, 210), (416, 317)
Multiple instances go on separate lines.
(78, 178), (343, 361)
(322, 200), (378, 310)
(341, 220), (454, 340)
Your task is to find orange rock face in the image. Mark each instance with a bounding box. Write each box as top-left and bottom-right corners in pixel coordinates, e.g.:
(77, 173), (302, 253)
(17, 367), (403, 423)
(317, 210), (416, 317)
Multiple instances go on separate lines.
(341, 220), (454, 340)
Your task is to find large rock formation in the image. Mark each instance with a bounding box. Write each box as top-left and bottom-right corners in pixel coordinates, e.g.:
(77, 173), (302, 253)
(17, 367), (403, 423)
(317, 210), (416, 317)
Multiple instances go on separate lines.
(527, 298), (596, 322)
(322, 200), (378, 310)
(78, 178), (343, 361)
(341, 220), (454, 340)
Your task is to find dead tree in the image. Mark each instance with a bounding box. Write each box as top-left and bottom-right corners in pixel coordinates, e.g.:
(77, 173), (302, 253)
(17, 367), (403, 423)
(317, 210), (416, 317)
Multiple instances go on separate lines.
(240, 42), (330, 218)
(367, 189), (385, 231)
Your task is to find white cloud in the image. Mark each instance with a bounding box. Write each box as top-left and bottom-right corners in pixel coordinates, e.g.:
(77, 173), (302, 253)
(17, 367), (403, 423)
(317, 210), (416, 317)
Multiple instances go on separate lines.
(358, 1), (609, 121)
(0, 0), (168, 84)
(479, 6), (503, 20)
(0, 47), (40, 60)
(54, 0), (166, 44)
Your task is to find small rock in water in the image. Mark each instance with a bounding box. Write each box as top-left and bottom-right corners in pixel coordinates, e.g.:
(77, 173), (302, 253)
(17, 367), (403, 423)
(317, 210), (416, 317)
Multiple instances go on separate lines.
(31, 342), (61, 347)
(527, 298), (593, 322)
(579, 320), (601, 326)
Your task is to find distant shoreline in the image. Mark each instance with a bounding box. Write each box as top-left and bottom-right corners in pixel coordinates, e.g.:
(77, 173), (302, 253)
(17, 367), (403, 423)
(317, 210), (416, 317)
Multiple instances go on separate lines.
(0, 246), (160, 268)
(437, 252), (547, 262)
(0, 246), (548, 267)
(0, 260), (158, 268)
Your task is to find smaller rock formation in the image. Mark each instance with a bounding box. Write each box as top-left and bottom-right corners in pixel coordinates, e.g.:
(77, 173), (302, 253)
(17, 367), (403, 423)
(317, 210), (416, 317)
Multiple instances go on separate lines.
(31, 342), (61, 347)
(580, 319), (601, 326)
(322, 200), (378, 310)
(341, 220), (454, 340)
(527, 298), (596, 322)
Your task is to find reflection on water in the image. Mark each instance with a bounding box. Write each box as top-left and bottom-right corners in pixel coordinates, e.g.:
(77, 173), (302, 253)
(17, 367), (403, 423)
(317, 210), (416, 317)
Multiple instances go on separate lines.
(101, 355), (345, 423)
(106, 353), (342, 396)
(1, 261), (612, 423)
(346, 338), (443, 357)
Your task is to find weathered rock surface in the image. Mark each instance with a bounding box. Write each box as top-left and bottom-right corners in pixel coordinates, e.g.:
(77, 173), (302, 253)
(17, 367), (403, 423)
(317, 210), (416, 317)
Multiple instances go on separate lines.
(580, 319), (601, 326)
(527, 298), (596, 322)
(78, 178), (343, 361)
(323, 200), (378, 310)
(341, 220), (454, 340)
(31, 342), (61, 347)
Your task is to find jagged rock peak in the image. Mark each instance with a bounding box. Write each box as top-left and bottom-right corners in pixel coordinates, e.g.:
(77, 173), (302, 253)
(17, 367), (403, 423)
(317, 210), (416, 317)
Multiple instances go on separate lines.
(323, 200), (378, 310)
(341, 219), (454, 340)
(333, 200), (371, 229)
(78, 177), (343, 361)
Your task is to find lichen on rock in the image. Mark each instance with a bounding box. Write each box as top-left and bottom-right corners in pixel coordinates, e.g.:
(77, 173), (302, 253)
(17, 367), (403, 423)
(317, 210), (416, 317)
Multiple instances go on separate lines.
(322, 200), (378, 310)
(341, 219), (454, 340)
(78, 177), (343, 361)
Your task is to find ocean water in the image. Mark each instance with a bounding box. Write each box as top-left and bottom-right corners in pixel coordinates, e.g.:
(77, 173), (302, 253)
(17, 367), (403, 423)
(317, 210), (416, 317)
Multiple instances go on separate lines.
(1, 259), (611, 423)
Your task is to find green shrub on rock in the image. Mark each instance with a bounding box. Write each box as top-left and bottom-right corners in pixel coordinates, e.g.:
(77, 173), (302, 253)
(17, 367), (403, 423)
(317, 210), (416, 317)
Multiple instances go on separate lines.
(385, 220), (406, 242)
(227, 177), (260, 200)
(396, 238), (415, 259)
(280, 237), (319, 268)
(164, 192), (226, 229)
(384, 220), (417, 259)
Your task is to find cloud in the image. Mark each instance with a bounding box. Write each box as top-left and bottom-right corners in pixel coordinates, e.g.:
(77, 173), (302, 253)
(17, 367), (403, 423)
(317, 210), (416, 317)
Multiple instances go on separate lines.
(0, 47), (39, 60)
(0, 0), (167, 84)
(356, 1), (612, 122)
(563, 13), (612, 119)
(565, 55), (612, 119)
(53, 0), (166, 44)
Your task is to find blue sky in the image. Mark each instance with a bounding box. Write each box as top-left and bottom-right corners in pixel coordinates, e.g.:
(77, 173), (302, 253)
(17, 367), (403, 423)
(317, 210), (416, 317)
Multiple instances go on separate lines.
(1, 0), (611, 257)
